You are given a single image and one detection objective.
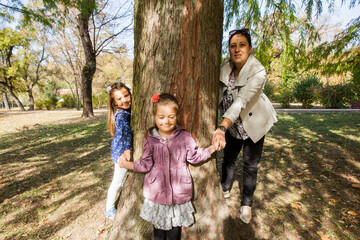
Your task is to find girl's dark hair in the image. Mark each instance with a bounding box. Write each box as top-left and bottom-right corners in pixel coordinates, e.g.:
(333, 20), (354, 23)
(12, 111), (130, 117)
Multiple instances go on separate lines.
(228, 28), (252, 47)
(145, 93), (181, 138)
(107, 82), (132, 136)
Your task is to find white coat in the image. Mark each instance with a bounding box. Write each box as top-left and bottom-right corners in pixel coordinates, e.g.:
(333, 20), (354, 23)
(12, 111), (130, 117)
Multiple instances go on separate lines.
(219, 54), (277, 143)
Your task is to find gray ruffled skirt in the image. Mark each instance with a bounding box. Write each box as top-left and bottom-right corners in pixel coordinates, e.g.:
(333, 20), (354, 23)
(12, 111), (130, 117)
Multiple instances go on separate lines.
(140, 199), (195, 230)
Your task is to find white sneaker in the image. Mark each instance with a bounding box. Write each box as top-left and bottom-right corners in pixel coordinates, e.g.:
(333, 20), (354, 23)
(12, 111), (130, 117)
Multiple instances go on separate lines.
(240, 206), (252, 224)
(223, 190), (230, 199)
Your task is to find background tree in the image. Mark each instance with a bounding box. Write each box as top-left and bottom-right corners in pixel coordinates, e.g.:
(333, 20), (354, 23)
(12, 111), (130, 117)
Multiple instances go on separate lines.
(19, 27), (47, 110)
(0, 28), (28, 111)
(73, 0), (133, 117)
(107, 1), (240, 239)
(48, 10), (85, 110)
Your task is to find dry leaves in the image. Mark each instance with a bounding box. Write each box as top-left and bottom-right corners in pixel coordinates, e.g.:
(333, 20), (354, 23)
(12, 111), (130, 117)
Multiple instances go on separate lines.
(317, 231), (330, 240)
(347, 211), (357, 217)
(290, 202), (302, 210)
(352, 183), (360, 189)
(38, 218), (47, 225)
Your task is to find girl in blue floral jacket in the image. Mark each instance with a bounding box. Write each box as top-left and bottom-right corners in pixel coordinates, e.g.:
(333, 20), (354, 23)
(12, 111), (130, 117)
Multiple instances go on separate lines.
(104, 82), (132, 220)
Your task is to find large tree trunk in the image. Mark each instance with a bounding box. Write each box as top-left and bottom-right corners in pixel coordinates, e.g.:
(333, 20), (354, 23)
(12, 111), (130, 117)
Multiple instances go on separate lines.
(108, 1), (240, 239)
(2, 92), (10, 110)
(77, 0), (96, 117)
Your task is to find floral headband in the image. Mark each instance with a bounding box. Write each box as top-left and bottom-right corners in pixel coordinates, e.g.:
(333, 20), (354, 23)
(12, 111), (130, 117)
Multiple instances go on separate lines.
(106, 83), (132, 93)
(152, 94), (160, 103)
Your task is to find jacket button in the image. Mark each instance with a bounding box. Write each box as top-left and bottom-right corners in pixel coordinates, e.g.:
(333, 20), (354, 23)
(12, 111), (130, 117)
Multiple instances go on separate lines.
(249, 112), (253, 116)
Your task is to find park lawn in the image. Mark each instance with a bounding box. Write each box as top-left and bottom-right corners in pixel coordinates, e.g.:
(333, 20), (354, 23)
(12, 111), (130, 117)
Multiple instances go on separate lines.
(0, 111), (359, 239)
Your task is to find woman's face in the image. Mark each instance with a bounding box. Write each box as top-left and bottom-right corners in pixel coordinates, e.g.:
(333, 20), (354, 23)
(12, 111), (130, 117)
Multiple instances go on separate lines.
(229, 34), (252, 68)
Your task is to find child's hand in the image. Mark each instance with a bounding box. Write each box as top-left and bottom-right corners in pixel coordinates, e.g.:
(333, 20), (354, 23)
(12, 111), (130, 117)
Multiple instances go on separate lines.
(122, 150), (131, 161)
(208, 144), (217, 154)
(118, 156), (124, 168)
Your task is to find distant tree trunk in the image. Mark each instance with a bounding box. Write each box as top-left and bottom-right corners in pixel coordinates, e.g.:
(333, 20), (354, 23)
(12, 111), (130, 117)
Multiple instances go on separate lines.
(3, 92), (10, 109)
(27, 88), (34, 110)
(107, 1), (239, 239)
(3, 84), (25, 111)
(75, 76), (81, 110)
(77, 0), (96, 117)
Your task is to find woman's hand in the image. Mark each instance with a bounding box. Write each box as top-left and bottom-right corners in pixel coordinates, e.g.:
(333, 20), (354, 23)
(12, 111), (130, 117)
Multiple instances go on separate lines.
(212, 128), (226, 151)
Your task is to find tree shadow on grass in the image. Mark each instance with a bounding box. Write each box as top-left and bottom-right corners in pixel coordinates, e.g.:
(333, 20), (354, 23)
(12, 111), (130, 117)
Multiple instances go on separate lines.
(259, 113), (359, 239)
(217, 113), (360, 239)
(0, 114), (115, 239)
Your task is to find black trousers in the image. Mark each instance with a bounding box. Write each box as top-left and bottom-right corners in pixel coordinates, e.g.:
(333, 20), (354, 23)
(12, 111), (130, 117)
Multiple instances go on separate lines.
(154, 226), (181, 240)
(221, 131), (265, 206)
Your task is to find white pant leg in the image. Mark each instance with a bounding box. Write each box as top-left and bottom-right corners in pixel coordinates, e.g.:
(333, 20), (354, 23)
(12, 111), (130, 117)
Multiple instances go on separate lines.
(106, 162), (128, 211)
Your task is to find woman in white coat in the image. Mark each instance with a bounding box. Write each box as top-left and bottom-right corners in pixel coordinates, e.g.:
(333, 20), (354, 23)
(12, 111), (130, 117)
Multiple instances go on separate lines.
(212, 29), (277, 224)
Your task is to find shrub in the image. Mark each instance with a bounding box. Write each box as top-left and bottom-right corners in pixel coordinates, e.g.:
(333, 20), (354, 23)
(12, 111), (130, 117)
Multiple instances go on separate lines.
(276, 80), (295, 108)
(34, 100), (43, 110)
(42, 96), (58, 110)
(318, 83), (355, 108)
(57, 94), (76, 108)
(263, 80), (276, 102)
(92, 92), (108, 109)
(293, 76), (322, 108)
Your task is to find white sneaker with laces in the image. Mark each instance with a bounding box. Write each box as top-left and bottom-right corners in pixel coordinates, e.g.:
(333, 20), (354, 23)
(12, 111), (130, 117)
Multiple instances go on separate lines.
(223, 190), (230, 199)
(240, 206), (252, 224)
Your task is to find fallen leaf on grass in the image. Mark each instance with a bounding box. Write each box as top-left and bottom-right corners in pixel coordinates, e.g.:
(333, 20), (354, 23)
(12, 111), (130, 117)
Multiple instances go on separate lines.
(97, 228), (105, 234)
(348, 211), (357, 216)
(38, 218), (47, 225)
(352, 183), (360, 189)
(290, 202), (302, 210)
(317, 231), (330, 240)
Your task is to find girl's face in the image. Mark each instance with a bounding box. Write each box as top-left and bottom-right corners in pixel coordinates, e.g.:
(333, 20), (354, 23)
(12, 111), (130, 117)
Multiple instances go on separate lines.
(154, 104), (177, 137)
(229, 34), (252, 68)
(112, 88), (131, 110)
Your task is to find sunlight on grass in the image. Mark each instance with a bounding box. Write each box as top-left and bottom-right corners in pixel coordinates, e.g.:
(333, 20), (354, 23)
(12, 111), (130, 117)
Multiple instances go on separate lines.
(1, 112), (359, 239)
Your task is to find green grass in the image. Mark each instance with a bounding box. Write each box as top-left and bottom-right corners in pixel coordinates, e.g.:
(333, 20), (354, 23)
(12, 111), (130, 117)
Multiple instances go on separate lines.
(0, 112), (359, 239)
(257, 113), (360, 239)
(0, 113), (113, 239)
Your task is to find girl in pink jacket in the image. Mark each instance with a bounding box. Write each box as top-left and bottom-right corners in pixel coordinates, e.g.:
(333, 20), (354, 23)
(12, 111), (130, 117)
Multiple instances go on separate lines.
(120, 93), (216, 240)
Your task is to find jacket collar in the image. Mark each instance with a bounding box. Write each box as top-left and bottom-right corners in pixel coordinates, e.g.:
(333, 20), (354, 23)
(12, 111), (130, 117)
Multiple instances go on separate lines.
(220, 54), (258, 87)
(147, 126), (184, 141)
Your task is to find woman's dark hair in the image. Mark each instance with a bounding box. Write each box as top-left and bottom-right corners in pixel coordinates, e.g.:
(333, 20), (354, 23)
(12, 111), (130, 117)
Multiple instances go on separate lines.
(228, 28), (252, 47)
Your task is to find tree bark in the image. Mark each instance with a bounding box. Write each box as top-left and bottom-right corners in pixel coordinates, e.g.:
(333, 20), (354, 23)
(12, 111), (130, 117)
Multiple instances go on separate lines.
(3, 84), (25, 111)
(77, 0), (96, 117)
(108, 1), (239, 239)
(2, 92), (10, 109)
(27, 87), (35, 110)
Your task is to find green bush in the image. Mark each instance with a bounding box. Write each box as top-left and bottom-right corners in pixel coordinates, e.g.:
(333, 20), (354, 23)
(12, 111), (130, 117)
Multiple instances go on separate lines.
(293, 76), (322, 108)
(276, 80), (295, 108)
(263, 80), (276, 102)
(34, 100), (43, 110)
(318, 83), (355, 108)
(57, 94), (76, 108)
(42, 96), (58, 110)
(92, 92), (108, 109)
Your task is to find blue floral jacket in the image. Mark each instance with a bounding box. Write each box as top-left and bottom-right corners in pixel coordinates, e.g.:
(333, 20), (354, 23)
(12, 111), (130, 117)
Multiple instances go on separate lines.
(111, 110), (132, 163)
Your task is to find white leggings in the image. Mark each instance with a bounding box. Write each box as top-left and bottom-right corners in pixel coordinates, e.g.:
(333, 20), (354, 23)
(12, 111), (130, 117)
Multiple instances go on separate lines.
(106, 162), (127, 211)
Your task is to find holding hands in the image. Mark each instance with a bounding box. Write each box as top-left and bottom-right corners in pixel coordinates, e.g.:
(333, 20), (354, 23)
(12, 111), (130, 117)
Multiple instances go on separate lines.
(212, 129), (226, 151)
(118, 150), (134, 170)
(118, 150), (131, 168)
(212, 118), (231, 151)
